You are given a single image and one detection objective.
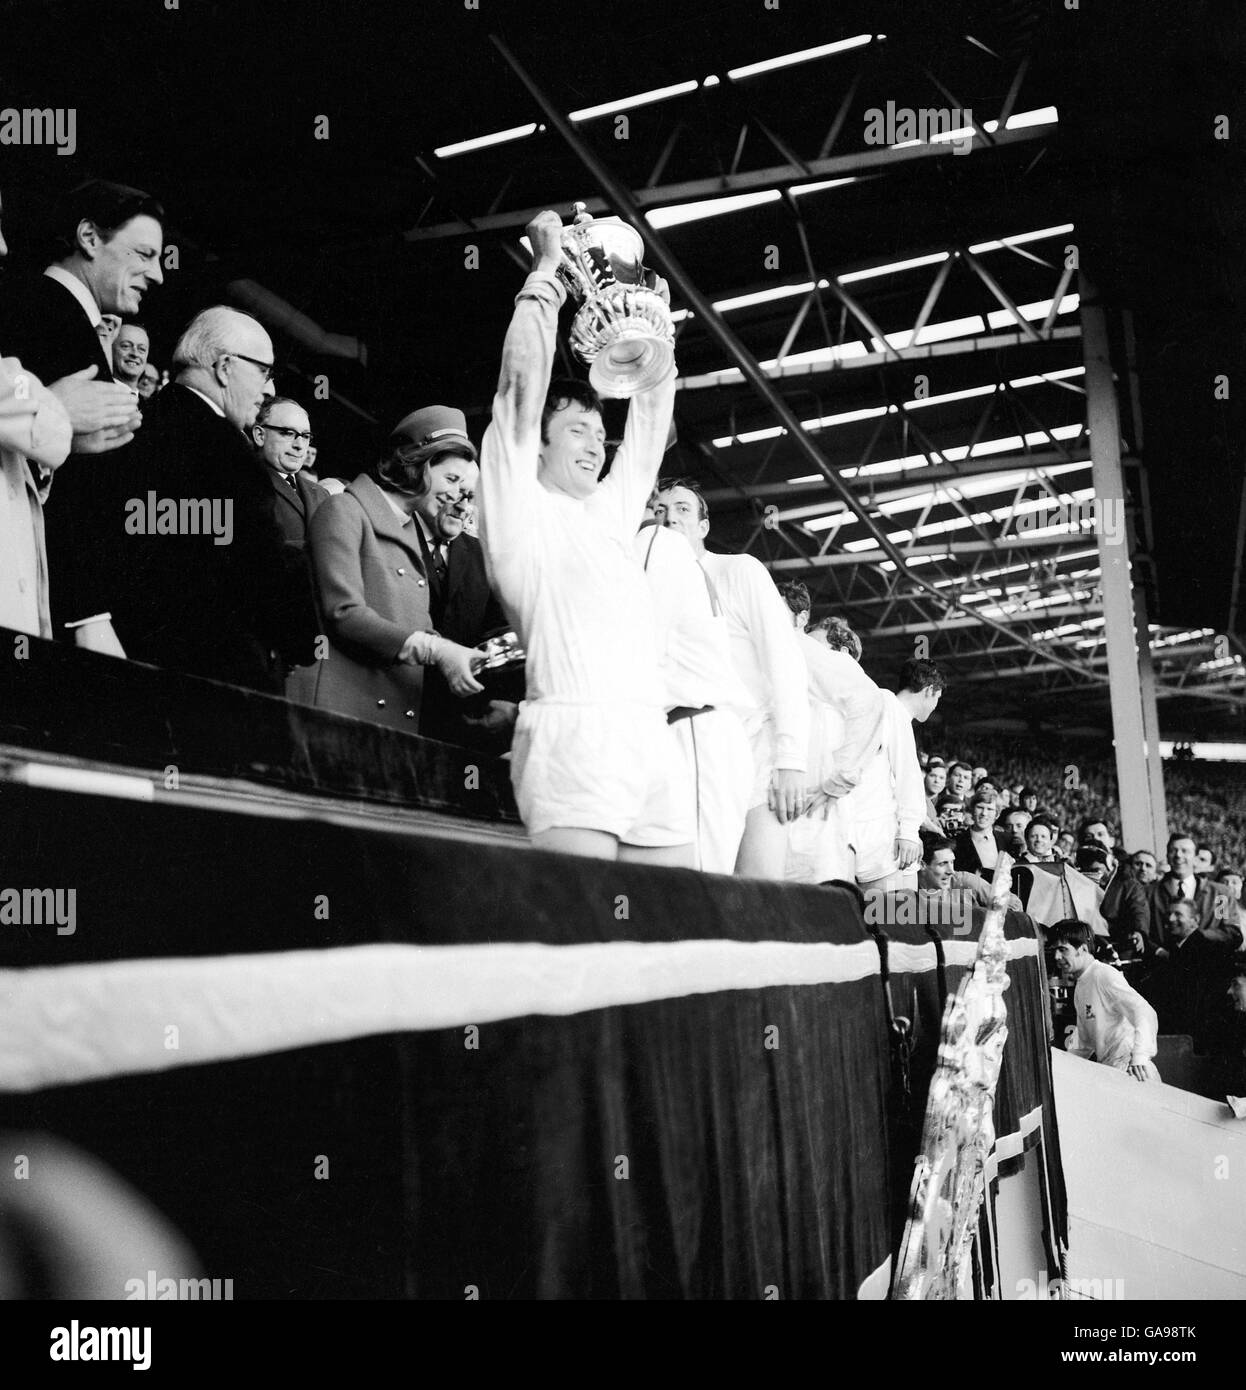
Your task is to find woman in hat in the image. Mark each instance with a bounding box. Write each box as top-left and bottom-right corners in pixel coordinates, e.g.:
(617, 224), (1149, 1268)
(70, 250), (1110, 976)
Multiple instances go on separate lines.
(307, 406), (486, 733)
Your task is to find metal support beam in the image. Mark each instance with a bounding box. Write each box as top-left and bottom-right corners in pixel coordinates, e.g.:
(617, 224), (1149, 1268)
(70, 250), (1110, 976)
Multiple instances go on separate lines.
(1136, 600), (1170, 850)
(675, 326), (1082, 389)
(817, 67), (863, 159)
(962, 251), (1041, 341)
(645, 121), (686, 188)
(962, 662), (1246, 710)
(867, 602), (1096, 639)
(405, 122), (1051, 242)
(1081, 274), (1166, 853)
(701, 450), (1095, 505)
(767, 533), (1090, 568)
(1118, 308), (1168, 848)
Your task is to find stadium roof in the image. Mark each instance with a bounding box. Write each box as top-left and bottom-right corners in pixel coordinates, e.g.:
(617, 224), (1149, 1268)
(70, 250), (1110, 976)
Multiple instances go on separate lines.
(3, 0), (1244, 739)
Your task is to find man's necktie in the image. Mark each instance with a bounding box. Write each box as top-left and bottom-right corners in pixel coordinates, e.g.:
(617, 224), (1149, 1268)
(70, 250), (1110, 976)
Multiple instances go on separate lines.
(285, 474), (297, 489)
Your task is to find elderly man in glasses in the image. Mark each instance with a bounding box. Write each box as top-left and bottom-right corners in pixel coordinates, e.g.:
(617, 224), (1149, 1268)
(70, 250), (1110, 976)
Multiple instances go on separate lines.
(252, 397), (323, 534)
(250, 395), (327, 703)
(112, 306), (319, 692)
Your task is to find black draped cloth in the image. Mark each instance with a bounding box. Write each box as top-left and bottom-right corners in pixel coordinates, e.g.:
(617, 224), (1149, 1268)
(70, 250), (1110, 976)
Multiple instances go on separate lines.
(0, 657), (1066, 1299)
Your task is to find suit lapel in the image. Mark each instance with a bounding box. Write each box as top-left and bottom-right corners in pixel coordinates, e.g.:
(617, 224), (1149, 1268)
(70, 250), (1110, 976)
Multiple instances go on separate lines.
(295, 473), (322, 515)
(270, 468), (305, 520)
(45, 275), (114, 380)
(346, 474), (427, 569)
(90, 326), (113, 380)
(443, 534), (459, 587)
(413, 518), (447, 603)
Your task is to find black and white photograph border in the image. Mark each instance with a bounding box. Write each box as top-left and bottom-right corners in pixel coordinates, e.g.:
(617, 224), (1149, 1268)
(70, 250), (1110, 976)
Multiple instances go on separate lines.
(0, 0), (1243, 1350)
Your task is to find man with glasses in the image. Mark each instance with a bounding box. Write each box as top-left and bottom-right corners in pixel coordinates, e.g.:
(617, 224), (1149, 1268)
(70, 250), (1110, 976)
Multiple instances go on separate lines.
(252, 396), (322, 536)
(113, 306), (318, 693)
(250, 395), (326, 704)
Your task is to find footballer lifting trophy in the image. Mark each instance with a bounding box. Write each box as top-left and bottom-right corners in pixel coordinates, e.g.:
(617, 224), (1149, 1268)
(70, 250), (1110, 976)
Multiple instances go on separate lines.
(553, 201), (675, 398)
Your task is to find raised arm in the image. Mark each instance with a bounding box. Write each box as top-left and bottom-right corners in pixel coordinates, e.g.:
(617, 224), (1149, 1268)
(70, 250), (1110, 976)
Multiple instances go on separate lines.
(479, 211), (567, 563)
(600, 278), (676, 526)
(490, 211), (567, 450)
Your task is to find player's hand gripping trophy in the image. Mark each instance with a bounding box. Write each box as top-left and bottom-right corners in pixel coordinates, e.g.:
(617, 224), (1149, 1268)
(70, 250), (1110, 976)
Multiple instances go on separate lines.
(527, 202), (675, 398)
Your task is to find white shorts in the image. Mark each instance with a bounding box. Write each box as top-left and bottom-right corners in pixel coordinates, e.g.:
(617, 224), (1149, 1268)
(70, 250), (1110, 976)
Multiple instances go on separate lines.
(851, 811), (900, 883)
(785, 798), (856, 885)
(512, 700), (694, 846)
(672, 708), (752, 874)
(851, 811), (920, 888)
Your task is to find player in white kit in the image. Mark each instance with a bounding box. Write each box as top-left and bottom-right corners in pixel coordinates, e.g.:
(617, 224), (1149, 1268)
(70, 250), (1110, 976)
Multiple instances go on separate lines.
(656, 479), (809, 879)
(846, 657), (944, 891)
(774, 594), (886, 885)
(478, 211), (693, 864)
(1053, 920), (1160, 1081)
(635, 513), (753, 873)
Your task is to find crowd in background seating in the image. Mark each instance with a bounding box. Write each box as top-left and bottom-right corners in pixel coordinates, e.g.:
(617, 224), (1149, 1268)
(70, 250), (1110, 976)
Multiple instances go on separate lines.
(931, 729), (1246, 875)
(915, 732), (1246, 1094)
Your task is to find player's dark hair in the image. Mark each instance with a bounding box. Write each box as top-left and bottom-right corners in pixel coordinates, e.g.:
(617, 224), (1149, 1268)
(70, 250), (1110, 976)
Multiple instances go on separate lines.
(899, 658), (945, 695)
(541, 378), (603, 443)
(656, 475), (709, 522)
(1051, 919), (1094, 950)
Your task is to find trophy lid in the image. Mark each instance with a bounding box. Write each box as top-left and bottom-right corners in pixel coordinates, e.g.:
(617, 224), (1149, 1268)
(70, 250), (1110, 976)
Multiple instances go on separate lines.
(563, 202), (645, 281)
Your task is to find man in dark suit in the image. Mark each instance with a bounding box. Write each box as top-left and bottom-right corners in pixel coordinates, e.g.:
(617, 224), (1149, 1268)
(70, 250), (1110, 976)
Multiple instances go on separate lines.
(393, 405), (510, 747)
(1095, 848), (1151, 958)
(251, 395), (325, 546)
(1139, 898), (1238, 1050)
(0, 181), (163, 648)
(250, 395), (325, 703)
(113, 306), (318, 693)
(1146, 832), (1222, 946)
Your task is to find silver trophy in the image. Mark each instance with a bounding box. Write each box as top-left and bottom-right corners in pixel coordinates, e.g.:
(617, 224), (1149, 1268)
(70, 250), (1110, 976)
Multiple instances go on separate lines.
(553, 202), (675, 398)
(471, 629), (526, 678)
(469, 629), (527, 702)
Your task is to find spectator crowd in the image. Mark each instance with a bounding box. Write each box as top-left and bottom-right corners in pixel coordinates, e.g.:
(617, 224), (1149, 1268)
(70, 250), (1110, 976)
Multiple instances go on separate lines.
(909, 734), (1246, 1096)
